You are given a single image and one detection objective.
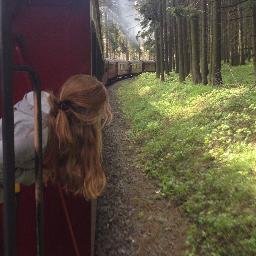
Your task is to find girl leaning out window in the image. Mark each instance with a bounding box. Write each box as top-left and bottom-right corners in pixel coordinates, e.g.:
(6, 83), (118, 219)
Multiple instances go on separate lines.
(0, 74), (112, 202)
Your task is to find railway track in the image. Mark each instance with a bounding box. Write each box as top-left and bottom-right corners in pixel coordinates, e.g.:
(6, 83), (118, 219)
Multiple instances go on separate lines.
(95, 80), (187, 256)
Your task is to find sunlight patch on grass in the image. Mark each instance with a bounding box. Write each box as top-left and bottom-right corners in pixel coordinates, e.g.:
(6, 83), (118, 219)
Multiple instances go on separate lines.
(138, 85), (152, 96)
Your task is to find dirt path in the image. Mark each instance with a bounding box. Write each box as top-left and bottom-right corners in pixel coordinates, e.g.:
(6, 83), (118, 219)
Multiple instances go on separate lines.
(95, 80), (187, 256)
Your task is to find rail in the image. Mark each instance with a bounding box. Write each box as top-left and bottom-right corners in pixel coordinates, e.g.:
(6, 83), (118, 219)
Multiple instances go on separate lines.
(1, 62), (44, 256)
(0, 1), (16, 255)
(13, 65), (44, 256)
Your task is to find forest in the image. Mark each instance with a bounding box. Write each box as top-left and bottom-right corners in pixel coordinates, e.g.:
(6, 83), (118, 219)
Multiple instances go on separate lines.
(100, 0), (256, 84)
(137, 0), (256, 85)
(99, 0), (143, 60)
(99, 0), (256, 255)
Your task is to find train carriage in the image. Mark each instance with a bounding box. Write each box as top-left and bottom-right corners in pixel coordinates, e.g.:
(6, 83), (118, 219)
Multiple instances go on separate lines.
(0, 0), (103, 255)
(117, 60), (130, 77)
(105, 59), (118, 84)
(130, 60), (143, 75)
(142, 60), (156, 73)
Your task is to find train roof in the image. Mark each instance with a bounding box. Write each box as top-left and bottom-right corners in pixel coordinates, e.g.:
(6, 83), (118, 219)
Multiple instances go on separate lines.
(142, 60), (156, 63)
(129, 60), (142, 63)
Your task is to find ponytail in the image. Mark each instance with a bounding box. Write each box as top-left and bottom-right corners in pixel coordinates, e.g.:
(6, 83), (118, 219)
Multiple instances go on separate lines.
(43, 75), (111, 199)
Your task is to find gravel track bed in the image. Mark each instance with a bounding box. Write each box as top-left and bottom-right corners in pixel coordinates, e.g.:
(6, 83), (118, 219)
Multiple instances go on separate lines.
(95, 80), (187, 256)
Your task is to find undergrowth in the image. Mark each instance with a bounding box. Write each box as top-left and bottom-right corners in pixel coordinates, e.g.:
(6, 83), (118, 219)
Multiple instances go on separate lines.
(117, 64), (256, 256)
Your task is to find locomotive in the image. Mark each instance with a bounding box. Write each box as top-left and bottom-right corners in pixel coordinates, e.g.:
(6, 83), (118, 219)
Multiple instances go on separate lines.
(0, 1), (155, 256)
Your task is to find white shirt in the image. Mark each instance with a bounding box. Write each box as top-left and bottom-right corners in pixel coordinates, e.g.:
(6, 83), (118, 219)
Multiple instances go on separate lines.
(0, 91), (50, 201)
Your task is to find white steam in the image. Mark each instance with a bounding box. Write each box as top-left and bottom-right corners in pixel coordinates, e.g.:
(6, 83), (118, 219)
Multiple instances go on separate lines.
(105, 0), (141, 46)
(116, 0), (140, 45)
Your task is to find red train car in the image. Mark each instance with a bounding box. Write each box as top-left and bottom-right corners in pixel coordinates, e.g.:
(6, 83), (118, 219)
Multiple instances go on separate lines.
(105, 59), (118, 84)
(0, 0), (103, 255)
(130, 60), (143, 75)
(117, 61), (130, 77)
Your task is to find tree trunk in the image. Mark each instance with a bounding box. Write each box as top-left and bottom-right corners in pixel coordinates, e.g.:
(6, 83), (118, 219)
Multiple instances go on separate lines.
(252, 1), (256, 80)
(187, 17), (192, 76)
(173, 0), (179, 73)
(201, 0), (208, 84)
(155, 28), (161, 78)
(126, 48), (129, 61)
(177, 15), (185, 82)
(209, 0), (213, 83)
(163, 0), (169, 75)
(211, 0), (222, 85)
(174, 16), (179, 73)
(104, 10), (109, 58)
(239, 7), (245, 65)
(168, 15), (173, 72)
(230, 7), (240, 66)
(191, 15), (202, 84)
(160, 0), (165, 81)
(245, 7), (252, 62)
(183, 18), (189, 76)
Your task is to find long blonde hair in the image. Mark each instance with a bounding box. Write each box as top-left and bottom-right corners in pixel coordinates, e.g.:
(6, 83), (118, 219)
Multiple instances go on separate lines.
(43, 74), (112, 199)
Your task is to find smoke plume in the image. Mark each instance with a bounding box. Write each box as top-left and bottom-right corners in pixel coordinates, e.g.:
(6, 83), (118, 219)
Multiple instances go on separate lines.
(106, 0), (141, 46)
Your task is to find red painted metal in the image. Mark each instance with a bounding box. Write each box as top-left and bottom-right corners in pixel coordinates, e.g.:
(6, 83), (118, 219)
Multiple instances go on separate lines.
(0, 1), (93, 255)
(12, 0), (91, 96)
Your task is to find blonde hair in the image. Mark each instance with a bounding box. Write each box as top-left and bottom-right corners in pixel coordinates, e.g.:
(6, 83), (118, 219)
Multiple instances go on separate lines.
(43, 74), (112, 199)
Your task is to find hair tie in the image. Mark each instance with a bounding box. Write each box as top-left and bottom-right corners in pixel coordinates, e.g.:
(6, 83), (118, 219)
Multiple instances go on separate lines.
(58, 100), (71, 111)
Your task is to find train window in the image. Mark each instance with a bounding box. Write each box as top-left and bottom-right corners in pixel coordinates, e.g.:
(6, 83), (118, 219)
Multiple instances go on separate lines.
(26, 0), (72, 6)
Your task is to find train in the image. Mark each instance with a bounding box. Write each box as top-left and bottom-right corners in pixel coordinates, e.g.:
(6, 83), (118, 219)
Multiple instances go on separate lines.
(104, 60), (156, 85)
(0, 1), (155, 256)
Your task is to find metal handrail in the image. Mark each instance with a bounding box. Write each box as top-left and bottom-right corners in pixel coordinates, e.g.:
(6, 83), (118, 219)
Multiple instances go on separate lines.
(0, 1), (16, 255)
(13, 65), (44, 256)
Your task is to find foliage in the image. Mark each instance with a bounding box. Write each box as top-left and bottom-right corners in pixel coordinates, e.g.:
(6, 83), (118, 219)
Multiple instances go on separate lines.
(117, 64), (256, 255)
(129, 43), (143, 60)
(136, 0), (158, 23)
(118, 35), (129, 55)
(99, 0), (119, 16)
(168, 5), (189, 17)
(135, 0), (159, 57)
(107, 22), (121, 54)
(100, 0), (142, 59)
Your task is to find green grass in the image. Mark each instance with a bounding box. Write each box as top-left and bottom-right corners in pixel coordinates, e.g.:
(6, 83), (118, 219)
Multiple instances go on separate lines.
(117, 64), (256, 256)
(222, 63), (255, 85)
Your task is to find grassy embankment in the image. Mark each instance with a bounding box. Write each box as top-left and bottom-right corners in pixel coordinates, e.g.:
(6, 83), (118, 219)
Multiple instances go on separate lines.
(117, 63), (256, 256)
